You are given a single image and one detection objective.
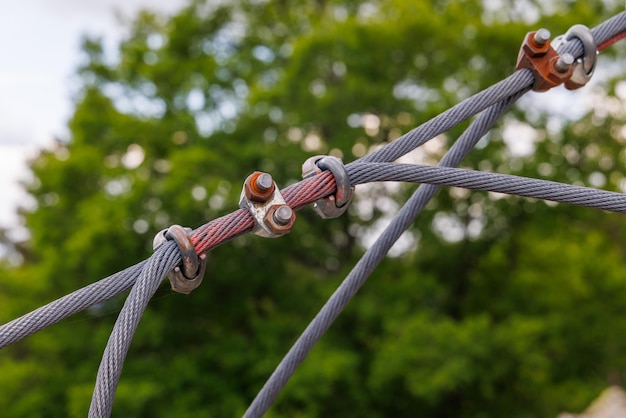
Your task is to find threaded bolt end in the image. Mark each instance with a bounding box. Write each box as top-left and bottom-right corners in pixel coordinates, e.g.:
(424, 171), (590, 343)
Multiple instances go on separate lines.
(273, 205), (293, 226)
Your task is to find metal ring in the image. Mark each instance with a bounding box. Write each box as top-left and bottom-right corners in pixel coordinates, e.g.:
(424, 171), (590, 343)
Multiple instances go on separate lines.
(301, 155), (354, 219)
(316, 157), (353, 209)
(153, 225), (206, 294)
(164, 225), (198, 279)
(565, 24), (598, 86)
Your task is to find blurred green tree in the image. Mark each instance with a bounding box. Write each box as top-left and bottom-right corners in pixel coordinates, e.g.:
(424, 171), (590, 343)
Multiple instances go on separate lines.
(3, 0), (626, 417)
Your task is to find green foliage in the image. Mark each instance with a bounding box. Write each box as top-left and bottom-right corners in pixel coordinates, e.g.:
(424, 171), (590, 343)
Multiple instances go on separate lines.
(3, 0), (626, 416)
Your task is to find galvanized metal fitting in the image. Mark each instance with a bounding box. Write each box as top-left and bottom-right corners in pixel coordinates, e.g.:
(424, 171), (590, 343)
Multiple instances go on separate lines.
(153, 225), (207, 294)
(561, 24), (598, 90)
(239, 172), (295, 238)
(301, 155), (353, 219)
(516, 29), (574, 92)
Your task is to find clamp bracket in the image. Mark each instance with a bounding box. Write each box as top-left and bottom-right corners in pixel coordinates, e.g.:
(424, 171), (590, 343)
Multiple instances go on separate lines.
(239, 171), (295, 238)
(516, 29), (574, 92)
(153, 225), (207, 294)
(302, 155), (353, 219)
(552, 24), (598, 90)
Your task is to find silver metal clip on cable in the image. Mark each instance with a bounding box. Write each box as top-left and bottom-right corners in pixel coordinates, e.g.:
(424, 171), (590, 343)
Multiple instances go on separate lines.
(553, 24), (598, 89)
(302, 155), (354, 219)
(153, 225), (207, 294)
(239, 171), (296, 238)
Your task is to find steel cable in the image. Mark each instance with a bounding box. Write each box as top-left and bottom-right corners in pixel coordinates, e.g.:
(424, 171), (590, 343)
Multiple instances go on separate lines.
(354, 11), (626, 166)
(5, 11), (625, 354)
(0, 172), (336, 349)
(347, 162), (626, 213)
(1, 11), (626, 418)
(243, 91), (525, 418)
(89, 241), (179, 417)
(87, 173), (338, 416)
(0, 262), (145, 349)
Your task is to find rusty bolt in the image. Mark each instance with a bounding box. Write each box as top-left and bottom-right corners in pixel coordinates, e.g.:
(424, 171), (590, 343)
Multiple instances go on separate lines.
(244, 171), (276, 202)
(264, 204), (295, 235)
(554, 53), (574, 73)
(520, 30), (551, 59)
(517, 30), (574, 92)
(532, 28), (551, 46)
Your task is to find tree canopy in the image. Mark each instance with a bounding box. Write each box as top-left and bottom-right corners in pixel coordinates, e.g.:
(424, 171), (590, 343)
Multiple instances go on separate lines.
(3, 0), (626, 416)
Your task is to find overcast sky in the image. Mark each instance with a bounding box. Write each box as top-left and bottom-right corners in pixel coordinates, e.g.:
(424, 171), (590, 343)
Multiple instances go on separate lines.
(0, 0), (187, 237)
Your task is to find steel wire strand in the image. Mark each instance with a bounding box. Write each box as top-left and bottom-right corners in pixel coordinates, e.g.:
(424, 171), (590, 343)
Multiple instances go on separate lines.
(354, 11), (626, 167)
(0, 173), (336, 349)
(0, 262), (145, 349)
(3, 10), (626, 415)
(354, 70), (534, 165)
(87, 175), (339, 417)
(89, 241), (180, 418)
(243, 92), (524, 418)
(348, 163), (626, 213)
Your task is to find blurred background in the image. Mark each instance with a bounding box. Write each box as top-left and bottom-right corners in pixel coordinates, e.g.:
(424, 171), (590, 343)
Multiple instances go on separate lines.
(2, 1), (626, 417)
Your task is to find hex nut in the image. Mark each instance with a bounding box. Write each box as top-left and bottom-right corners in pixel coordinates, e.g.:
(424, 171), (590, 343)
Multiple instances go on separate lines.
(264, 204), (296, 235)
(522, 30), (551, 58)
(244, 171), (276, 202)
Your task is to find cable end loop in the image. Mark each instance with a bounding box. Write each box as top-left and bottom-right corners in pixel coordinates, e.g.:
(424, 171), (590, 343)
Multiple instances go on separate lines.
(302, 155), (353, 219)
(153, 225), (207, 294)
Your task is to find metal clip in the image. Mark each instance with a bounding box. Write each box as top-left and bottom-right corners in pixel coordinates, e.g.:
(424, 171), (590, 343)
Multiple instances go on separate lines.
(239, 172), (295, 238)
(153, 225), (207, 294)
(560, 24), (598, 90)
(516, 28), (574, 92)
(302, 155), (353, 219)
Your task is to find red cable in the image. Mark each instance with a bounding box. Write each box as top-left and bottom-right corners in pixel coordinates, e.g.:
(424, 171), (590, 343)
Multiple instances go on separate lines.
(191, 171), (336, 254)
(598, 30), (626, 51)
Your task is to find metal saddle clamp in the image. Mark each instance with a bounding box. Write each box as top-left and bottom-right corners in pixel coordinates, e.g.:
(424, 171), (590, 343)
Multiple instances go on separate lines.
(153, 225), (207, 294)
(301, 155), (354, 219)
(552, 24), (598, 90)
(239, 171), (296, 238)
(515, 28), (575, 92)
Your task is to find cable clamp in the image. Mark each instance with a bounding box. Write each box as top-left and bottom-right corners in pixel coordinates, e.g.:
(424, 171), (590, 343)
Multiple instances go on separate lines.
(239, 171), (295, 238)
(552, 24), (598, 90)
(516, 28), (574, 92)
(301, 155), (353, 219)
(153, 225), (207, 294)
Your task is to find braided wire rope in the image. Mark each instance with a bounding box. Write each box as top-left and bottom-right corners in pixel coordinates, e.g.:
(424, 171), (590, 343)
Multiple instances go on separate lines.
(0, 173), (336, 349)
(1, 10), (626, 418)
(243, 91), (525, 417)
(89, 242), (180, 417)
(348, 162), (626, 213)
(88, 173), (339, 417)
(242, 14), (626, 414)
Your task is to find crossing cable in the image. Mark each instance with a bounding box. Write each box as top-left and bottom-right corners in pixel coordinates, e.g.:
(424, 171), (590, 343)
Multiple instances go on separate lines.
(242, 91), (526, 417)
(354, 11), (626, 166)
(244, 14), (626, 415)
(89, 242), (179, 417)
(1, 10), (626, 418)
(86, 173), (335, 417)
(4, 12), (623, 351)
(0, 173), (336, 350)
(347, 162), (626, 213)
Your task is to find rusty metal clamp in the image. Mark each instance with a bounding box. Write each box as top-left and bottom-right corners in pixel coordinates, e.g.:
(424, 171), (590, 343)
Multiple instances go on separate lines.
(557, 24), (598, 90)
(153, 225), (207, 294)
(516, 28), (574, 92)
(302, 155), (353, 219)
(239, 171), (295, 238)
